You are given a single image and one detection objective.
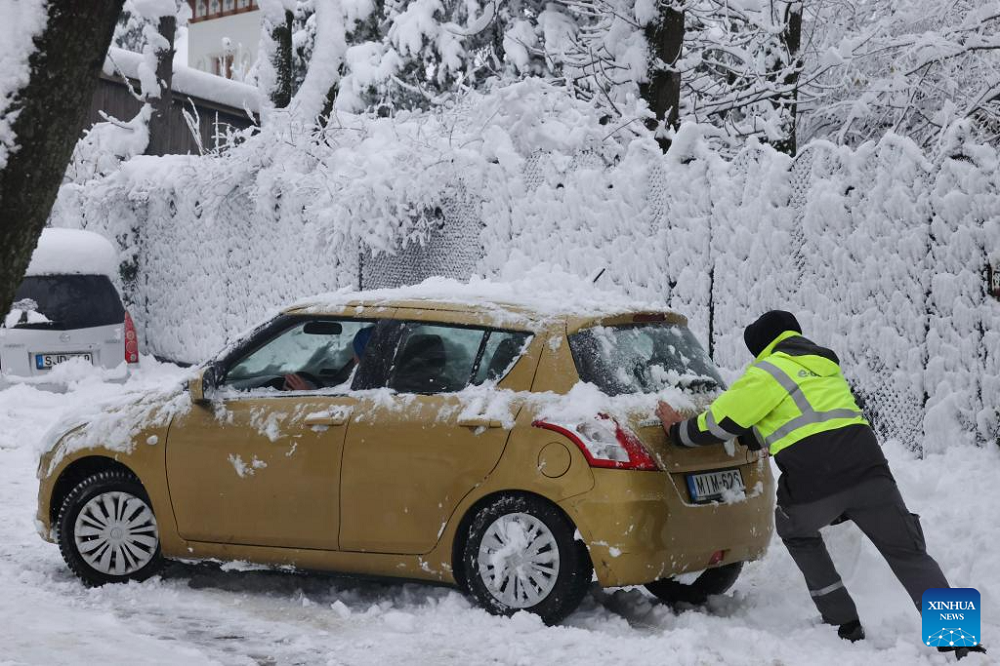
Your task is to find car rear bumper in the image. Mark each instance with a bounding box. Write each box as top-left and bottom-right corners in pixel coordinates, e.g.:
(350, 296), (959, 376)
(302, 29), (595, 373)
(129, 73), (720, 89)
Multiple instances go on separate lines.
(0, 365), (130, 392)
(559, 459), (775, 587)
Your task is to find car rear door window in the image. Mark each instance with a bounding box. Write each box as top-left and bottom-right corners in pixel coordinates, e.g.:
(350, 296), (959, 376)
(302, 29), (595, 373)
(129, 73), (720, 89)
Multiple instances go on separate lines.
(471, 330), (532, 386)
(387, 323), (486, 394)
(9, 275), (124, 330)
(386, 324), (533, 394)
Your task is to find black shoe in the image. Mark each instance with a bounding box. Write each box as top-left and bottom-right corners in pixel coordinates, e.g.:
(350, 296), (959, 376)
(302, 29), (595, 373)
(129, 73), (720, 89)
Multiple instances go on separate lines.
(838, 620), (865, 642)
(937, 645), (987, 660)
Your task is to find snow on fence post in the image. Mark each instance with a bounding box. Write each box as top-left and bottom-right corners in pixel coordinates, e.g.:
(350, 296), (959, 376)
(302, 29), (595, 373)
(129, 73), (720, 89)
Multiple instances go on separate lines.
(709, 142), (797, 373)
(656, 126), (714, 347)
(793, 139), (930, 452)
(850, 138), (930, 452)
(926, 134), (1000, 450)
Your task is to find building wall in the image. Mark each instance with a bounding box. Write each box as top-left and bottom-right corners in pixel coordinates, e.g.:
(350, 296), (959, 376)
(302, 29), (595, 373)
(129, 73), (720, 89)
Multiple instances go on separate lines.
(83, 77), (257, 156)
(187, 10), (261, 80)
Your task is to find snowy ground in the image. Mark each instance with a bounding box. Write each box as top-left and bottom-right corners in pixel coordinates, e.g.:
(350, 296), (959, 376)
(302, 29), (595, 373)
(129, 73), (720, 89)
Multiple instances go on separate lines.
(0, 361), (995, 665)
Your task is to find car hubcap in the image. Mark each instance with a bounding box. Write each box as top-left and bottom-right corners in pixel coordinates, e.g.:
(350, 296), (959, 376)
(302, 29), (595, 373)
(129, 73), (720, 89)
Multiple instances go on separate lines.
(477, 512), (560, 609)
(74, 491), (159, 576)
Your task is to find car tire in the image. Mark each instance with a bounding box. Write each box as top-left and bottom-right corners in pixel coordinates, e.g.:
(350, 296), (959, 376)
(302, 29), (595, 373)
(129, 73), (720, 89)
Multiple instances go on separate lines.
(644, 562), (743, 605)
(461, 494), (592, 625)
(56, 469), (165, 587)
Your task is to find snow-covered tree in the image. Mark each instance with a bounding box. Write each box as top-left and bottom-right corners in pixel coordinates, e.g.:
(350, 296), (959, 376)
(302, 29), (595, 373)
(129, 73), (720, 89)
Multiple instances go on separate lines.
(114, 3), (149, 51)
(261, 1), (297, 108)
(68, 0), (184, 181)
(799, 0), (1000, 149)
(678, 0), (805, 153)
(0, 0), (126, 319)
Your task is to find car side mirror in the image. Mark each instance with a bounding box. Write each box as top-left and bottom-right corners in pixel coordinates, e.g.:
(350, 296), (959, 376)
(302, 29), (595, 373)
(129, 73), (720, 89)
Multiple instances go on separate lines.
(189, 364), (218, 404)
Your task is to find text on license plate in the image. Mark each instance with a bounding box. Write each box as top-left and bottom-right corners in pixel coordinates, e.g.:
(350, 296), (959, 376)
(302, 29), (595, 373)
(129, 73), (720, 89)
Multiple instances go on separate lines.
(687, 469), (746, 502)
(35, 352), (93, 370)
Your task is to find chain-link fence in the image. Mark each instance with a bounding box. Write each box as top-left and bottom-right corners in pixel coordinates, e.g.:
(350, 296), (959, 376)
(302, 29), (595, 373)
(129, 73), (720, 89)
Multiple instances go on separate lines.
(54, 137), (1000, 451)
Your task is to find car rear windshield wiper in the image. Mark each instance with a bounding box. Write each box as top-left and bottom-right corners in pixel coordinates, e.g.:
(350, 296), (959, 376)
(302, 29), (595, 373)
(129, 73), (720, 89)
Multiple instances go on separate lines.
(681, 377), (719, 392)
(13, 319), (61, 330)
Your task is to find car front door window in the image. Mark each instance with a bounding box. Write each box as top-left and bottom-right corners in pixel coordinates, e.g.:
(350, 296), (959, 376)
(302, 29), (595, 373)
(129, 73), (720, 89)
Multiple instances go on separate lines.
(223, 319), (376, 392)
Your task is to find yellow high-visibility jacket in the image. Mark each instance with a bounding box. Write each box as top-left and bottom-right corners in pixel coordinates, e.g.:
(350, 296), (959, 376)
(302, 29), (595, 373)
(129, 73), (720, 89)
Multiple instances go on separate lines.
(670, 331), (891, 504)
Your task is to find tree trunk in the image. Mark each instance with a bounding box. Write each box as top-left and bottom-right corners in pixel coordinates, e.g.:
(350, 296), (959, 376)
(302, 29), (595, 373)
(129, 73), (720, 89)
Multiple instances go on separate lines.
(146, 14), (176, 156)
(0, 0), (125, 318)
(773, 1), (802, 156)
(270, 9), (294, 108)
(639, 3), (684, 153)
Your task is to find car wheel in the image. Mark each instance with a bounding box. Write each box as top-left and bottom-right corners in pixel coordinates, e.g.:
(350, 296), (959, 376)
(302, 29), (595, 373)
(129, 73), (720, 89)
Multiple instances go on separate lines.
(56, 469), (165, 587)
(644, 562), (743, 605)
(462, 494), (592, 625)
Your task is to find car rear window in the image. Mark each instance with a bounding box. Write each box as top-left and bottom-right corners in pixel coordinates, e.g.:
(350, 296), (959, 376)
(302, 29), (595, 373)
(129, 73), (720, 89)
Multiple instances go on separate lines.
(10, 275), (124, 330)
(568, 323), (724, 395)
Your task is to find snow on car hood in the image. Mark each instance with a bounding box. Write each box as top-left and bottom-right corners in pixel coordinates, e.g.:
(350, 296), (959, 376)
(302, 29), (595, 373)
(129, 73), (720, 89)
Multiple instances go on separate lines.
(39, 373), (191, 476)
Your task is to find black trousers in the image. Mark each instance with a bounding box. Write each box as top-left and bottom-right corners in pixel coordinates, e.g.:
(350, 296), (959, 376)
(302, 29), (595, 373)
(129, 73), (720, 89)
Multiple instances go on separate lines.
(775, 475), (949, 625)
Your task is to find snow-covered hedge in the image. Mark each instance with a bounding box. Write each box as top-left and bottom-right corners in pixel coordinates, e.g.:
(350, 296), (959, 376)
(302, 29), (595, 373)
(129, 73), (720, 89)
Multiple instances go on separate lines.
(49, 82), (1000, 448)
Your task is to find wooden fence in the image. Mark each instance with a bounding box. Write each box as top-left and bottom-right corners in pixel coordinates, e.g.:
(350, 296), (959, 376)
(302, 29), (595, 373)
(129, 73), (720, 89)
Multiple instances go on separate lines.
(84, 52), (258, 156)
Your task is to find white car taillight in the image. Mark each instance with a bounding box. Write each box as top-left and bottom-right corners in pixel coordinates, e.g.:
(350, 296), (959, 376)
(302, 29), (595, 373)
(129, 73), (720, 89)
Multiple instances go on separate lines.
(533, 415), (659, 471)
(124, 311), (139, 364)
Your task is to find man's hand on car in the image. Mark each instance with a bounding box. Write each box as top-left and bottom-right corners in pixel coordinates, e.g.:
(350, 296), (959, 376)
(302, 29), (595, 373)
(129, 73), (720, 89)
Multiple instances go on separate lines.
(655, 400), (684, 434)
(282, 373), (315, 391)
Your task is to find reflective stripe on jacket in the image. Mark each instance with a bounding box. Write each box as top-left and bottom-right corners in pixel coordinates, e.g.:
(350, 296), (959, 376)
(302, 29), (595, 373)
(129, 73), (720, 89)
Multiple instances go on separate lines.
(670, 330), (868, 455)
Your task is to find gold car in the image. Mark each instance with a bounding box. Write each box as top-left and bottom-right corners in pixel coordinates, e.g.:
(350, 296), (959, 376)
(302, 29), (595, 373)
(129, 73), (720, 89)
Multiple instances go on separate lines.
(37, 295), (774, 623)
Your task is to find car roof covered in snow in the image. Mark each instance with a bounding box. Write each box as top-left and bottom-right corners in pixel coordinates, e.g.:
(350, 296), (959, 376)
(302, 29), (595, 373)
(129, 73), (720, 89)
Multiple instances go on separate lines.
(25, 228), (119, 278)
(284, 274), (685, 329)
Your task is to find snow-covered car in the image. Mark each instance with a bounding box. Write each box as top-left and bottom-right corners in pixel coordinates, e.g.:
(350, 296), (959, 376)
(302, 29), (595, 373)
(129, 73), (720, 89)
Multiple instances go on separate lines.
(1, 229), (138, 384)
(36, 289), (773, 623)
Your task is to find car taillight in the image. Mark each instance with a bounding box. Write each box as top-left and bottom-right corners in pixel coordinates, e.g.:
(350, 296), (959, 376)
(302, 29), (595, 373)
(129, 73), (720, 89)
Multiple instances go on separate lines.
(124, 311), (139, 364)
(533, 416), (659, 471)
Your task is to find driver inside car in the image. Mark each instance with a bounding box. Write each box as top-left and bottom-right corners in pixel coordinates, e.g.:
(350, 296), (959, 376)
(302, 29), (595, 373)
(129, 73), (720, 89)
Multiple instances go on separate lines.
(282, 325), (374, 391)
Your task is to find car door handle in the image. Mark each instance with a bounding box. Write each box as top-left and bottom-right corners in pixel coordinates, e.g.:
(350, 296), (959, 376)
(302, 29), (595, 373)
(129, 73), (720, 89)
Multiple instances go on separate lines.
(457, 416), (504, 429)
(304, 410), (351, 427)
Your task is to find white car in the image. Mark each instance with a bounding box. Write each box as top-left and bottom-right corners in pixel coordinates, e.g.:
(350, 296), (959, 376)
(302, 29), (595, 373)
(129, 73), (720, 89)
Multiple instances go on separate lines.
(0, 228), (138, 382)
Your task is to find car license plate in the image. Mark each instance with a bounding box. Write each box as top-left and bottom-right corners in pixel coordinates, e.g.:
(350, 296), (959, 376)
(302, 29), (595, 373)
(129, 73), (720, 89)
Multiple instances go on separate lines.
(687, 469), (745, 502)
(35, 352), (93, 370)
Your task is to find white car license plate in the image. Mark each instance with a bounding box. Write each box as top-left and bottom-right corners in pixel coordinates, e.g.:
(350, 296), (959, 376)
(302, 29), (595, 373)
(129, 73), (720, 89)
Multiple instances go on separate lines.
(687, 469), (745, 502)
(35, 352), (93, 370)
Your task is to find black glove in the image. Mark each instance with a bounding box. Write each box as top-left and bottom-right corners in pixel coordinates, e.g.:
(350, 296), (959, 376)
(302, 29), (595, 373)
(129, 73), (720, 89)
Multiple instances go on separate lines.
(738, 433), (762, 452)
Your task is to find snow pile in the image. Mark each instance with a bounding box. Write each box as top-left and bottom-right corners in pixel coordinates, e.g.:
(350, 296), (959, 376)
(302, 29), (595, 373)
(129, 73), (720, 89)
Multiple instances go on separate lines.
(24, 228), (120, 277)
(0, 0), (47, 169)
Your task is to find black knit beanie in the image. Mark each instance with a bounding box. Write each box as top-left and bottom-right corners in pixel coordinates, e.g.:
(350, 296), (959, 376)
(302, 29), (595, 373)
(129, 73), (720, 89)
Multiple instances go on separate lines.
(744, 310), (801, 357)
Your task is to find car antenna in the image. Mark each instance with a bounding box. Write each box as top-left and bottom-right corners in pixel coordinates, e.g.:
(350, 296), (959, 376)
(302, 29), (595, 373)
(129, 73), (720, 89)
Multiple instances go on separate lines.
(591, 268), (606, 284)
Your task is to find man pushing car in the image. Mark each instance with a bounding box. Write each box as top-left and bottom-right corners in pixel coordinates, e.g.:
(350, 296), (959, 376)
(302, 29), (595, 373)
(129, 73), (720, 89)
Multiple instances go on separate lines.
(655, 310), (985, 660)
